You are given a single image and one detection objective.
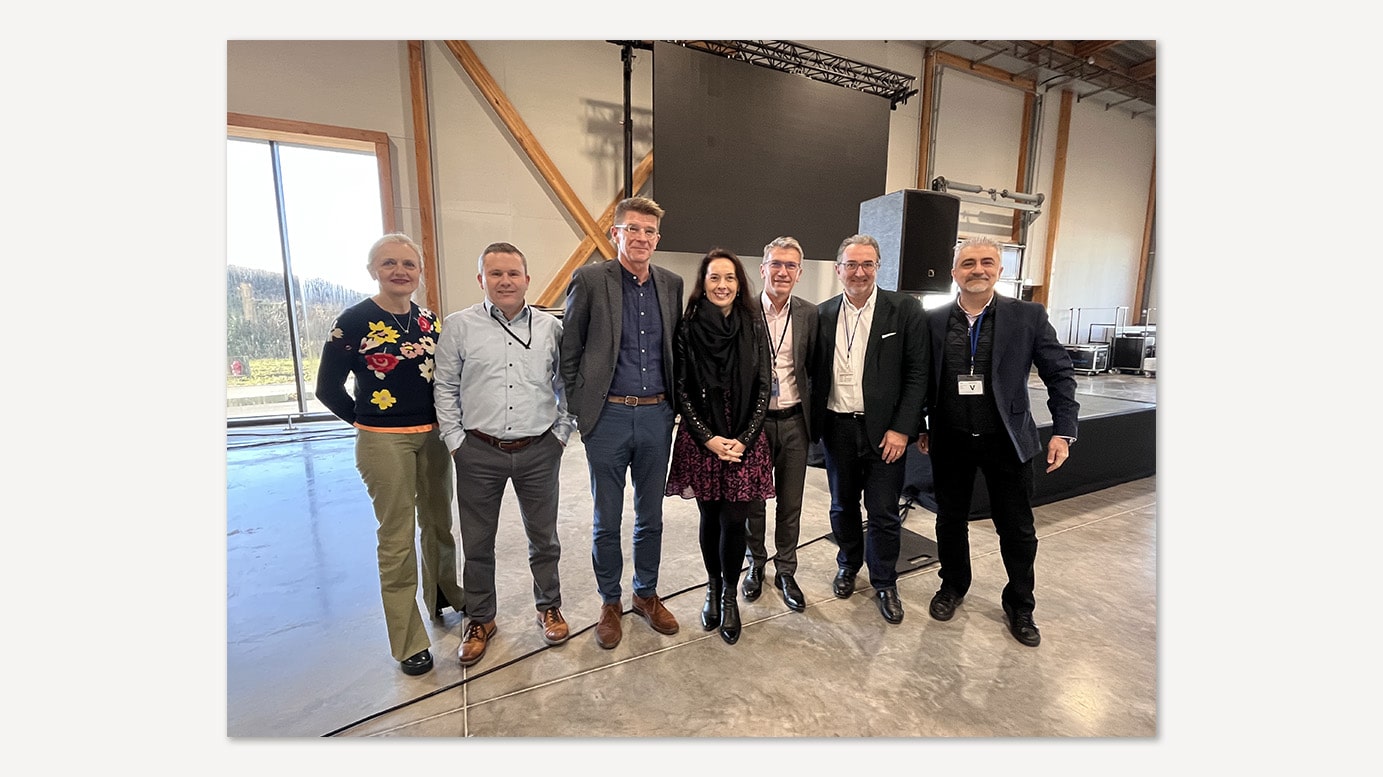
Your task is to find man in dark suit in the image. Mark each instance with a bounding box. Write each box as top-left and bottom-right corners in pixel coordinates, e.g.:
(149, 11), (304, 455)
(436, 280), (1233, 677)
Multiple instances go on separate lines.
(742, 236), (817, 613)
(916, 236), (1079, 647)
(810, 234), (929, 624)
(561, 196), (684, 649)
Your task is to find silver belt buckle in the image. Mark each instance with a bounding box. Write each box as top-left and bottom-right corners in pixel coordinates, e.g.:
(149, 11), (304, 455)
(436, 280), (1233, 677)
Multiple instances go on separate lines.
(623, 395), (639, 407)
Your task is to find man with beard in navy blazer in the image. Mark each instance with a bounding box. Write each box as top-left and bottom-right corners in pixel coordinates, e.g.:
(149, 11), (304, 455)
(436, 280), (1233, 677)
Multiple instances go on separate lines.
(810, 234), (929, 625)
(561, 196), (684, 649)
(916, 236), (1078, 647)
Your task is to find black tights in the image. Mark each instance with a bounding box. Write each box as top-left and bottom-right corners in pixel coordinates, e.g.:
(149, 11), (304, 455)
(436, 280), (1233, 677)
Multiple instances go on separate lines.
(698, 499), (751, 589)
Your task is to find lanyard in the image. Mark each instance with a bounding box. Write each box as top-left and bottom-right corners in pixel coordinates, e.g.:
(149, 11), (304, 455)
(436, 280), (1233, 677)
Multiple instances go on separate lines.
(491, 305), (533, 350)
(843, 301), (866, 361)
(967, 306), (987, 375)
(764, 302), (791, 361)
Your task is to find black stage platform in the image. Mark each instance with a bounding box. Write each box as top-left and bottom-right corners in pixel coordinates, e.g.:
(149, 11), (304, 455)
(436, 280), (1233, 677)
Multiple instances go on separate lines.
(817, 381), (1157, 574)
(902, 390), (1157, 519)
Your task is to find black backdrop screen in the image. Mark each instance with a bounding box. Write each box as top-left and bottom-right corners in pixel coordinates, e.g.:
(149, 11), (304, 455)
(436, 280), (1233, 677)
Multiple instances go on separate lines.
(651, 42), (891, 262)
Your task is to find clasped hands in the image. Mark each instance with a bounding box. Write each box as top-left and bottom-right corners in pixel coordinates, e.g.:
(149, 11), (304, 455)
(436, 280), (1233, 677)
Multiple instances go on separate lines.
(706, 435), (746, 462)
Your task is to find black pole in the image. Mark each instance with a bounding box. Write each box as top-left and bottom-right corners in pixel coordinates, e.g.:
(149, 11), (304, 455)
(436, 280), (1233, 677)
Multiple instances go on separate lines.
(622, 44), (633, 199)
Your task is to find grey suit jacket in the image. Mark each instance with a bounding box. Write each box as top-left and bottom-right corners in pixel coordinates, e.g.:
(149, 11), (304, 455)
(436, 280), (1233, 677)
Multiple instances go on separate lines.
(560, 259), (684, 439)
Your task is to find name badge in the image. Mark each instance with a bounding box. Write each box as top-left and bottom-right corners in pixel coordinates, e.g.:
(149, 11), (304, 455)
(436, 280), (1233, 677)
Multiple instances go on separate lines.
(838, 369), (857, 387)
(957, 374), (985, 396)
(770, 374), (780, 398)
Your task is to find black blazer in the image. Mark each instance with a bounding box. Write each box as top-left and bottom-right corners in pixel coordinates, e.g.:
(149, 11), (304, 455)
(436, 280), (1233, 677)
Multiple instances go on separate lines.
(923, 295), (1079, 463)
(810, 287), (929, 446)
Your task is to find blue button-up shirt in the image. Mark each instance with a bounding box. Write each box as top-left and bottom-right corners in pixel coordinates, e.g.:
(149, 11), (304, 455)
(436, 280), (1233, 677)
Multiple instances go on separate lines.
(432, 300), (575, 451)
(608, 266), (667, 397)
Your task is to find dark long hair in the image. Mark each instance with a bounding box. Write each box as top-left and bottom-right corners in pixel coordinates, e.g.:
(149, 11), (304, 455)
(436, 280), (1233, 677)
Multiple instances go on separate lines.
(685, 248), (758, 319)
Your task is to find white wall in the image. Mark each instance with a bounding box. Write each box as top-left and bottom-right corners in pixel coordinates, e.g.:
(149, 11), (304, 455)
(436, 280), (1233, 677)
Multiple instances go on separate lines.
(226, 40), (1155, 327)
(1046, 99), (1156, 338)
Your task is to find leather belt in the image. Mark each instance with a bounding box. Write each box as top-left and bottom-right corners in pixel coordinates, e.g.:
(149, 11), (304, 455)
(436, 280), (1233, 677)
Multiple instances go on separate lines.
(467, 428), (546, 452)
(766, 405), (803, 420)
(608, 393), (665, 407)
(829, 410), (866, 420)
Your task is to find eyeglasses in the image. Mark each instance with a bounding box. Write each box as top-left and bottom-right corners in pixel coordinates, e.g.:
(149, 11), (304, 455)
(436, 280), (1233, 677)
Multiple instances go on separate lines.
(614, 224), (660, 238)
(837, 261), (879, 273)
(764, 260), (801, 272)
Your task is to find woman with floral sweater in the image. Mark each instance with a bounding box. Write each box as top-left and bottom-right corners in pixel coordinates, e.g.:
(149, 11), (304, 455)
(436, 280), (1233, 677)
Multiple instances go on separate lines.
(315, 232), (464, 677)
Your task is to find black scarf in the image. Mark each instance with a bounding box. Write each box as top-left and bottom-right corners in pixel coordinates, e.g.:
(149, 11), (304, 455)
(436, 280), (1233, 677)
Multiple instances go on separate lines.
(685, 296), (758, 439)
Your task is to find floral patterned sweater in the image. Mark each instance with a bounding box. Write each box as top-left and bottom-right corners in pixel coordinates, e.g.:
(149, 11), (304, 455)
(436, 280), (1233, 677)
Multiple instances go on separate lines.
(315, 298), (441, 429)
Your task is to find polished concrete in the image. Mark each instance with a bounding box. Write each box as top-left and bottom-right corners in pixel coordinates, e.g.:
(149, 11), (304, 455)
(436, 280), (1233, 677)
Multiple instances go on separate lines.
(226, 373), (1157, 738)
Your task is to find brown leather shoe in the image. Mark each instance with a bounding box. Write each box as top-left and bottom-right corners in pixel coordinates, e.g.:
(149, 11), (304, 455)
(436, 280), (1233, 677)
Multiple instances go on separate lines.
(458, 620), (497, 667)
(631, 593), (680, 635)
(595, 603), (622, 649)
(537, 607), (569, 646)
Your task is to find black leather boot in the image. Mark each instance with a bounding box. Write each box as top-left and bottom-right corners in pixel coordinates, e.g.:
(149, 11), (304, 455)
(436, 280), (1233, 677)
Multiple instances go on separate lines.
(719, 584), (741, 644)
(701, 579), (723, 631)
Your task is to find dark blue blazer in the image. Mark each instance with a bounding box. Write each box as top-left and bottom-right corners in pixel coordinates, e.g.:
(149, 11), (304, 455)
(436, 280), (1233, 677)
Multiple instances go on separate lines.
(924, 295), (1079, 463)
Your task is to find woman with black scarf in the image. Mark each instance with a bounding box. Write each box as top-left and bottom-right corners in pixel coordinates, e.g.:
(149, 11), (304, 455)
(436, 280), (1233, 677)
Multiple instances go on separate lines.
(665, 248), (774, 644)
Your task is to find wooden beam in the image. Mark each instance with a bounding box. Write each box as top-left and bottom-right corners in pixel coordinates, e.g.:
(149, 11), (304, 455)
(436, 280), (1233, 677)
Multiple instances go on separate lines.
(1073, 41), (1122, 60)
(1134, 159), (1156, 322)
(934, 50), (1036, 92)
(1034, 89), (1074, 309)
(1011, 90), (1035, 242)
(916, 50), (938, 187)
(407, 41), (442, 315)
(535, 151), (654, 308)
(1130, 58), (1156, 81)
(443, 40), (615, 261)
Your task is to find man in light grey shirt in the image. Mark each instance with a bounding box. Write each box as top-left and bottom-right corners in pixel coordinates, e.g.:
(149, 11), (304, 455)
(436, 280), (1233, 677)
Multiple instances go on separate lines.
(433, 241), (574, 669)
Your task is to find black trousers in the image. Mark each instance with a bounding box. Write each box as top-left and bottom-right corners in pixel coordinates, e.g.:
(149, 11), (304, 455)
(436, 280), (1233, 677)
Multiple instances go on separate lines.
(929, 429), (1038, 614)
(821, 412), (904, 589)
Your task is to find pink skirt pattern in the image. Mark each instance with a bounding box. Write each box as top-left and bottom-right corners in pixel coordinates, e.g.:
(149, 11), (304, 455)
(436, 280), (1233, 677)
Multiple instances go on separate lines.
(665, 421), (775, 502)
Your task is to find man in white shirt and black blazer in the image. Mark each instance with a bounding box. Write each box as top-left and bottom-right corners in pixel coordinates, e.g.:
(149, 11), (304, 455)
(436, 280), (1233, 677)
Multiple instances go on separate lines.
(809, 234), (930, 625)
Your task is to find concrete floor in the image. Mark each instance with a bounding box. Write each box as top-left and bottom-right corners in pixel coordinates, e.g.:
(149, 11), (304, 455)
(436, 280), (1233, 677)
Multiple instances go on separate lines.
(226, 373), (1157, 739)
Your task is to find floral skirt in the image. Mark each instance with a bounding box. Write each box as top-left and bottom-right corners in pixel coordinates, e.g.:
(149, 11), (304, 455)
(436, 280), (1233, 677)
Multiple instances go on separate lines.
(664, 421), (775, 502)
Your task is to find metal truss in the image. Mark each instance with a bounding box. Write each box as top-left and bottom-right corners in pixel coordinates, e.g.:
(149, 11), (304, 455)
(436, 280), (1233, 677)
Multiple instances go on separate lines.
(667, 40), (919, 108)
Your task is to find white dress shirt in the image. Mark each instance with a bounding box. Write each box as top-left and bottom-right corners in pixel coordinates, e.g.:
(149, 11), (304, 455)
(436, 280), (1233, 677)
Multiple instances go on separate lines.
(760, 291), (801, 411)
(432, 300), (574, 452)
(826, 285), (877, 414)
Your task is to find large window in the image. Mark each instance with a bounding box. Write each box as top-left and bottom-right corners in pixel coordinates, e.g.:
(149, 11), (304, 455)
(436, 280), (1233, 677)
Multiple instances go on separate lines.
(226, 115), (395, 424)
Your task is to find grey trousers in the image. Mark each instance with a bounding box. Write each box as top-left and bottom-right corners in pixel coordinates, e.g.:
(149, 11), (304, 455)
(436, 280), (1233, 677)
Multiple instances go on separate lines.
(454, 430), (564, 623)
(745, 410), (809, 576)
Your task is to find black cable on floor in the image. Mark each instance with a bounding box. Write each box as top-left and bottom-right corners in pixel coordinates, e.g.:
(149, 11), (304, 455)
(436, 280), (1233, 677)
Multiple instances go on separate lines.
(320, 516), (933, 737)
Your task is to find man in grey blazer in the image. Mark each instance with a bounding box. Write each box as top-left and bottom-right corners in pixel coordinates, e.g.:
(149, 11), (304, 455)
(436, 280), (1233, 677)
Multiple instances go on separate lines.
(742, 236), (817, 613)
(561, 196), (684, 649)
(810, 234), (929, 625)
(917, 236), (1078, 648)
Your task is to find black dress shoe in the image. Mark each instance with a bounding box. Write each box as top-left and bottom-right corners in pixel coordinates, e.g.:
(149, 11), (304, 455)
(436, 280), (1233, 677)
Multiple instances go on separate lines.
(832, 568), (857, 599)
(875, 587), (904, 624)
(719, 588), (741, 644)
(400, 648), (434, 676)
(701, 580), (723, 630)
(929, 588), (964, 621)
(1004, 604), (1041, 647)
(775, 572), (806, 612)
(742, 565), (764, 601)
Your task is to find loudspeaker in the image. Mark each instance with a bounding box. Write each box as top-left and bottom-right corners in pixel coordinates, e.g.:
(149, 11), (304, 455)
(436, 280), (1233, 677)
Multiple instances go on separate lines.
(858, 190), (961, 294)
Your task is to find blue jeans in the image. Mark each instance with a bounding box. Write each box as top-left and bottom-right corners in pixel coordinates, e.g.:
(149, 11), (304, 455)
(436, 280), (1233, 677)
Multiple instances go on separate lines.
(581, 400), (675, 603)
